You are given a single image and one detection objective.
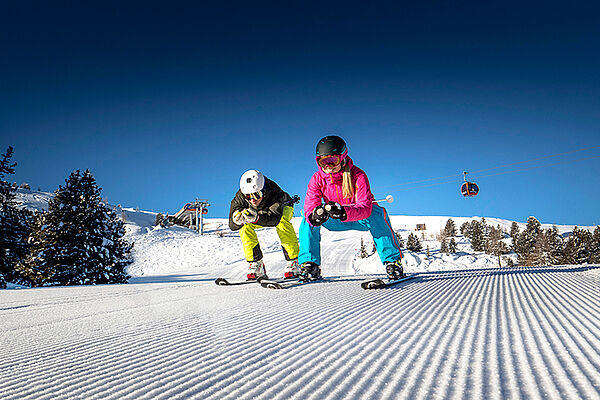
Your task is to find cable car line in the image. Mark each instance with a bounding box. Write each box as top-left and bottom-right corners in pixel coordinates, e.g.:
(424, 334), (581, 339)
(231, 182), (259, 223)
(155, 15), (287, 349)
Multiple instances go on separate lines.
(378, 144), (600, 192)
(377, 152), (600, 194)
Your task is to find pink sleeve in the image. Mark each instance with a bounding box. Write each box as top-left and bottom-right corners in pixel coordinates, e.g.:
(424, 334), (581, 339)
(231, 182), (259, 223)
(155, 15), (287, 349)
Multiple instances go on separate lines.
(304, 173), (323, 224)
(344, 168), (374, 222)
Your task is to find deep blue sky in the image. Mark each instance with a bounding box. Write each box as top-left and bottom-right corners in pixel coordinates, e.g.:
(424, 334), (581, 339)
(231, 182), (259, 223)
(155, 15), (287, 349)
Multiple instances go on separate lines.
(2, 1), (599, 225)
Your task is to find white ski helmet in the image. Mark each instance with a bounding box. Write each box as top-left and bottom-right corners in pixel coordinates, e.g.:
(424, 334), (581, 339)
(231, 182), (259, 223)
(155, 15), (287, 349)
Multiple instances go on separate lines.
(240, 169), (265, 195)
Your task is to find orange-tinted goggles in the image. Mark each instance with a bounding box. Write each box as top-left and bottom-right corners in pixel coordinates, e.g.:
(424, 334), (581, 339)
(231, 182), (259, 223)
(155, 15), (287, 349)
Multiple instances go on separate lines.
(317, 155), (342, 168)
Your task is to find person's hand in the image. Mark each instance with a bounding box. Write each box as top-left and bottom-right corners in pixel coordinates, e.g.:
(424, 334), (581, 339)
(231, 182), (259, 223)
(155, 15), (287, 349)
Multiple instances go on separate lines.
(324, 201), (347, 220)
(309, 205), (329, 226)
(233, 208), (258, 225)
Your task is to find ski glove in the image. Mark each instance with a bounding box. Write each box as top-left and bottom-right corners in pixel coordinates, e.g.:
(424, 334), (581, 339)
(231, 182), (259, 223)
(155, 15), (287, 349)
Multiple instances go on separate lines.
(233, 208), (258, 225)
(308, 205), (329, 226)
(324, 201), (347, 221)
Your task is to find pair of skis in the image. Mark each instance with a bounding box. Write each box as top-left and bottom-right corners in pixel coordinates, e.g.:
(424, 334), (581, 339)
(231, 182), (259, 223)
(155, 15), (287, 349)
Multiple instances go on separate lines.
(214, 274), (417, 290)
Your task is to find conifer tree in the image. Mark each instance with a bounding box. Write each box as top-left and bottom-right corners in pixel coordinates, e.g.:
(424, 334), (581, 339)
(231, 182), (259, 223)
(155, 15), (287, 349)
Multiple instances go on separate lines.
(470, 220), (485, 252)
(395, 231), (404, 249)
(406, 233), (422, 252)
(486, 225), (508, 258)
(448, 237), (457, 254)
(571, 227), (593, 264)
(515, 216), (541, 265)
(444, 218), (457, 237)
(18, 170), (132, 286)
(510, 222), (520, 239)
(460, 221), (472, 238)
(589, 227), (600, 264)
(560, 236), (578, 265)
(440, 238), (449, 254)
(0, 146), (31, 288)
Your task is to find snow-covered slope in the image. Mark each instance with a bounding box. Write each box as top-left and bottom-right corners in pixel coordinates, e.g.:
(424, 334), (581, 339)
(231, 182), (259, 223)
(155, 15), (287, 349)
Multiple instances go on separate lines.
(4, 191), (599, 399)
(2, 266), (599, 399)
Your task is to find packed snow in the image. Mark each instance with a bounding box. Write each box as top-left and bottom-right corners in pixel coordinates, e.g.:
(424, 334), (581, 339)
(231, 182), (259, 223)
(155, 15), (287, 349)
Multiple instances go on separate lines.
(2, 192), (599, 399)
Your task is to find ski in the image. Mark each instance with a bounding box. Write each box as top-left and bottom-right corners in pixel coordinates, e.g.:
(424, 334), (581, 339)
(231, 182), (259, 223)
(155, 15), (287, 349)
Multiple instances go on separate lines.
(361, 273), (418, 289)
(260, 277), (325, 289)
(214, 278), (259, 286)
(214, 277), (299, 286)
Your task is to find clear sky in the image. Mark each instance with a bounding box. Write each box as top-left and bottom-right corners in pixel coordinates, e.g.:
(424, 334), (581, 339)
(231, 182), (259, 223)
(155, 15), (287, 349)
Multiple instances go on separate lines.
(2, 1), (599, 225)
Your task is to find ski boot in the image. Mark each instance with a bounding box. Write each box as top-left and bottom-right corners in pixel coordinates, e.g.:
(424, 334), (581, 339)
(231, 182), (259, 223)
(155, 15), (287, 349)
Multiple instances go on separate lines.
(385, 259), (405, 281)
(247, 259), (268, 281)
(299, 261), (322, 282)
(283, 259), (300, 279)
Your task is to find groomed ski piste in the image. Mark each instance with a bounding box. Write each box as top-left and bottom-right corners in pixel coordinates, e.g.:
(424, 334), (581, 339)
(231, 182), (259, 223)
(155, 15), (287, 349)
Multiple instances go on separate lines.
(2, 197), (600, 399)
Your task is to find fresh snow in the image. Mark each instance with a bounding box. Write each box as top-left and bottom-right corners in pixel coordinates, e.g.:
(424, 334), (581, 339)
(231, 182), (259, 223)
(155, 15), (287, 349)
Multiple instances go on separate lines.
(2, 193), (600, 399)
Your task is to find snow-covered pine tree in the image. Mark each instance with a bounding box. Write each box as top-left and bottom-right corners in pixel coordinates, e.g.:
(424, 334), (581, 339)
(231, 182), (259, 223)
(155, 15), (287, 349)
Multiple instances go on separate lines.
(515, 216), (541, 265)
(18, 169), (132, 286)
(469, 220), (486, 252)
(440, 238), (449, 254)
(560, 236), (577, 265)
(444, 218), (457, 237)
(486, 225), (508, 260)
(460, 221), (472, 238)
(510, 222), (520, 239)
(406, 233), (422, 252)
(395, 231), (404, 248)
(0, 146), (32, 288)
(572, 226), (593, 264)
(448, 237), (457, 254)
(589, 226), (600, 264)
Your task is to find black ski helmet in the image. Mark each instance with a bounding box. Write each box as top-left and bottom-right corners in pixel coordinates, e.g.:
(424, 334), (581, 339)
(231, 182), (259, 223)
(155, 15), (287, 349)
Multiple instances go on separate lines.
(316, 136), (348, 158)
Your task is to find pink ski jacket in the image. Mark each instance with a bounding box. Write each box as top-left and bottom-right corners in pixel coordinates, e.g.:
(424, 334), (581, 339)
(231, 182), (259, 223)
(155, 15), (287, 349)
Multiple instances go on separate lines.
(304, 157), (375, 225)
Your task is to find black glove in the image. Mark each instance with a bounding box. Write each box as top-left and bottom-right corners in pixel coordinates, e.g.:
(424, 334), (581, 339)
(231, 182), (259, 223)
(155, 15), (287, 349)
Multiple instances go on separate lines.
(324, 201), (347, 221)
(309, 205), (329, 226)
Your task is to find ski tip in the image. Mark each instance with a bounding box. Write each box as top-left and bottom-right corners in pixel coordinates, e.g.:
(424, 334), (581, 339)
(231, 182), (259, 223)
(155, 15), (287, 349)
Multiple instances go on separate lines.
(261, 281), (284, 289)
(215, 278), (229, 286)
(361, 279), (385, 290)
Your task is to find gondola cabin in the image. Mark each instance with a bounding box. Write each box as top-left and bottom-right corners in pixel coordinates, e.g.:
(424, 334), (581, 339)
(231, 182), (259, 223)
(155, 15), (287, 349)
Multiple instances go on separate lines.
(461, 172), (479, 197)
(461, 181), (479, 197)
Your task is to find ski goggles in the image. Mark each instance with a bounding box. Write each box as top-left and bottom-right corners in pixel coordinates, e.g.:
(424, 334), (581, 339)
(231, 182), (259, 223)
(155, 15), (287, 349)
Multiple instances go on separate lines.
(317, 155), (342, 168)
(245, 190), (263, 200)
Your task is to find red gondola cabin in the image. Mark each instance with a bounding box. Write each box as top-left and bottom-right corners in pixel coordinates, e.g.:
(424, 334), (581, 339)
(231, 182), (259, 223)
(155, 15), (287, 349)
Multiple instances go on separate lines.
(461, 181), (479, 197)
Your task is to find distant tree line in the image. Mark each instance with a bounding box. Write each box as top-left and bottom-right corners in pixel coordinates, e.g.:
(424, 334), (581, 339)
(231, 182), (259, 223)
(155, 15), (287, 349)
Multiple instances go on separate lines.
(0, 146), (132, 288)
(461, 216), (600, 267)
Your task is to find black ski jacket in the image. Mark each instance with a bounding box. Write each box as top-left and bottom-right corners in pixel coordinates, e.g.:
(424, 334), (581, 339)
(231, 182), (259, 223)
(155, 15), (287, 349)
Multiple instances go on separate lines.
(228, 177), (293, 231)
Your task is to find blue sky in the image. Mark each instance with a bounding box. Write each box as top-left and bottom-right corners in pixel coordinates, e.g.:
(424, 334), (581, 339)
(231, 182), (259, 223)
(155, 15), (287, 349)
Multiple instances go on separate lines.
(2, 1), (599, 225)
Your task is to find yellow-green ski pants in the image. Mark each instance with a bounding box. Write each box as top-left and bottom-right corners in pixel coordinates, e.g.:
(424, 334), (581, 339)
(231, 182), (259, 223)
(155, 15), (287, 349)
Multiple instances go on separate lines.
(240, 206), (299, 262)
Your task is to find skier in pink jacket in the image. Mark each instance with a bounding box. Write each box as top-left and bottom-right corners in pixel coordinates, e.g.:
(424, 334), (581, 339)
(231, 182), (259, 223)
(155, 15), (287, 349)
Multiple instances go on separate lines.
(298, 136), (404, 282)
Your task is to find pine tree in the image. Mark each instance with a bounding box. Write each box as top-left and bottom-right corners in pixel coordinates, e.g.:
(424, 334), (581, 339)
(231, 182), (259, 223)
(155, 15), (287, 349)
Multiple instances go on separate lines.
(444, 218), (457, 237)
(406, 233), (422, 252)
(18, 170), (132, 286)
(395, 231), (405, 249)
(470, 220), (485, 252)
(510, 222), (520, 239)
(560, 236), (577, 265)
(515, 216), (541, 265)
(588, 227), (600, 264)
(571, 227), (593, 264)
(448, 237), (457, 254)
(460, 221), (472, 238)
(486, 225), (508, 259)
(359, 238), (367, 258)
(0, 146), (32, 288)
(440, 238), (449, 254)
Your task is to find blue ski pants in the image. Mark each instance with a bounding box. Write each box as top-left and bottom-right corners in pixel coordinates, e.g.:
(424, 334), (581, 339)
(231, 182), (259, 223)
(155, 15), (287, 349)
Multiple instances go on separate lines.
(298, 204), (403, 266)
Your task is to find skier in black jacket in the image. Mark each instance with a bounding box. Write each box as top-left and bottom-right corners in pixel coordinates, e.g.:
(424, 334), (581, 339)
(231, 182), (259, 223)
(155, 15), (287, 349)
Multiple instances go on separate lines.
(229, 170), (300, 280)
